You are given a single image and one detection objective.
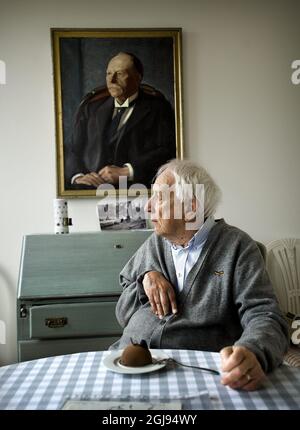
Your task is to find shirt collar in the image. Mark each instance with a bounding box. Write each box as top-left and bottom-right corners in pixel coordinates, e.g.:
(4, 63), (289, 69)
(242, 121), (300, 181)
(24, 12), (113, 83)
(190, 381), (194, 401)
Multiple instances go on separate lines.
(114, 91), (138, 108)
(170, 216), (215, 251)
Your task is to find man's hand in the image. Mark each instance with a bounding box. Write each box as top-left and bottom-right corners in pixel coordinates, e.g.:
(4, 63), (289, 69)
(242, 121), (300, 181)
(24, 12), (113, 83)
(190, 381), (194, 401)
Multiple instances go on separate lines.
(142, 271), (178, 318)
(220, 345), (266, 391)
(74, 172), (104, 188)
(99, 165), (129, 184)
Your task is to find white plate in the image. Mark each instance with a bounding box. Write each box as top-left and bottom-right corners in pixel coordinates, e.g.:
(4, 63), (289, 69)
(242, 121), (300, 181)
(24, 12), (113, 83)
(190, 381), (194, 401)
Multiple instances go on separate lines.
(103, 349), (169, 374)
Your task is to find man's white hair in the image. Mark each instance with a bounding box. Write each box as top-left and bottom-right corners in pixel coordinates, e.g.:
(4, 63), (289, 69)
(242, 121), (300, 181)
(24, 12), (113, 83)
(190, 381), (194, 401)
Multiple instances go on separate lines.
(156, 159), (222, 218)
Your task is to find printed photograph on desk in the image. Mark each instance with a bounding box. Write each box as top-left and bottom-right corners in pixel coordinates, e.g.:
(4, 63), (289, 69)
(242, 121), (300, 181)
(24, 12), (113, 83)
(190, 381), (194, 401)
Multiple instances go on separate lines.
(52, 28), (183, 198)
(97, 196), (148, 230)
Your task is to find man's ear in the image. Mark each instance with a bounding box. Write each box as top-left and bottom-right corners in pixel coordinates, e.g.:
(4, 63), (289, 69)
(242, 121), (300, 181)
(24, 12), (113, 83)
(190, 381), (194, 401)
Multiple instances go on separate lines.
(185, 211), (196, 222)
(184, 197), (198, 221)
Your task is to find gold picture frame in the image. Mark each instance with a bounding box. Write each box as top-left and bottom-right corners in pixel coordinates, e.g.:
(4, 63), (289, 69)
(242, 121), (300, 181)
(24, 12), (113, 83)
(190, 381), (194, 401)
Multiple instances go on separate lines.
(51, 28), (183, 198)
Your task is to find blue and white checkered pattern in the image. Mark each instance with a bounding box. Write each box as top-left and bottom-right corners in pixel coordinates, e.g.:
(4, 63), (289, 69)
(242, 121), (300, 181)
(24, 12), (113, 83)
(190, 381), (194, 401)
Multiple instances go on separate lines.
(0, 350), (299, 410)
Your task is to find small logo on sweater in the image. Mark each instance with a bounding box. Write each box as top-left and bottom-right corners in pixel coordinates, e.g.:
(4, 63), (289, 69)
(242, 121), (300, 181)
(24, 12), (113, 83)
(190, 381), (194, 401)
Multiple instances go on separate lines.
(214, 270), (224, 276)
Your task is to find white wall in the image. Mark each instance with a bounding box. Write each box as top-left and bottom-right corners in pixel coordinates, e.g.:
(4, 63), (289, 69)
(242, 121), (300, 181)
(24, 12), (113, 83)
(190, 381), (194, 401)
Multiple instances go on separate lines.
(0, 0), (299, 365)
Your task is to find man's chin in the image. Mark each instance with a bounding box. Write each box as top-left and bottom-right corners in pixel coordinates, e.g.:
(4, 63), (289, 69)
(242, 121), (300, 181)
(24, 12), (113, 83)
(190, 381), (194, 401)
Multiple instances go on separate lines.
(108, 88), (123, 98)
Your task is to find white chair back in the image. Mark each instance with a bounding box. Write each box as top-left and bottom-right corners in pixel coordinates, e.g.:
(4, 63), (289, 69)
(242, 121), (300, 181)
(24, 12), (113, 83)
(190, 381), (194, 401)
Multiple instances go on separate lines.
(266, 238), (300, 315)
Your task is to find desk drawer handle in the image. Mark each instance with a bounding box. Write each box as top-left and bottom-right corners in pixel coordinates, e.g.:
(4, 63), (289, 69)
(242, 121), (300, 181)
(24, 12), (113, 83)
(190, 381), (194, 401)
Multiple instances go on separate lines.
(45, 317), (68, 328)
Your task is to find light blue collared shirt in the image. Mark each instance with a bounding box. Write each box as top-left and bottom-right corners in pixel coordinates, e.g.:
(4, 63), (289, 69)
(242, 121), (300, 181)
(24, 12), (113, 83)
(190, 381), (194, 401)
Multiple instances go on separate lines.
(170, 217), (215, 292)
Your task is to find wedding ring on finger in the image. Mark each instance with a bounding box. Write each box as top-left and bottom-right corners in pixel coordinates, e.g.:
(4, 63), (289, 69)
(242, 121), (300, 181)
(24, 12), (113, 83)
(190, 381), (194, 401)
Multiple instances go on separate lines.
(245, 373), (252, 382)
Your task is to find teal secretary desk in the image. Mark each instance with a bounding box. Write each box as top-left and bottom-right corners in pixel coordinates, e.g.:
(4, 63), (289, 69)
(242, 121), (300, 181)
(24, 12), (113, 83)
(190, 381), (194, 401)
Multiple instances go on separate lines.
(17, 231), (151, 362)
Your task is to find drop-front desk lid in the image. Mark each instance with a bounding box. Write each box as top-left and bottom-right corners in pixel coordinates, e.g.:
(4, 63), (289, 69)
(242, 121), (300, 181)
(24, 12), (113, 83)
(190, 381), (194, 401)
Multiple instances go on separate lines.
(17, 231), (152, 299)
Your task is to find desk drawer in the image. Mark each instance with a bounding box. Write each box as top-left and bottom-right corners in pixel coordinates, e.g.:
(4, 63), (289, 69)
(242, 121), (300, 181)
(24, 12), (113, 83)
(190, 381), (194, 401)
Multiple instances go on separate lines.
(18, 337), (120, 361)
(29, 302), (121, 339)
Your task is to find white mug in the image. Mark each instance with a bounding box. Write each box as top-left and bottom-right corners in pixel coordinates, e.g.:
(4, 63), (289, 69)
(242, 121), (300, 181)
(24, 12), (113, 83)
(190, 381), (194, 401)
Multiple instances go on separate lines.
(53, 199), (71, 234)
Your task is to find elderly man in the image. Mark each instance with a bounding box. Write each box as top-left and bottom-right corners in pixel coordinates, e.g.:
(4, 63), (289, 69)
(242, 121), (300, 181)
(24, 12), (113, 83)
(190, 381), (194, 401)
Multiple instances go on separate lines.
(69, 52), (176, 188)
(110, 159), (289, 391)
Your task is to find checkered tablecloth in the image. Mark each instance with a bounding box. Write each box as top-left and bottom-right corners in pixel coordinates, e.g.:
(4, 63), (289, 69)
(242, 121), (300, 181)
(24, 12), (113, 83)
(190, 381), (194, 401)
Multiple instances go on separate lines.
(0, 349), (299, 410)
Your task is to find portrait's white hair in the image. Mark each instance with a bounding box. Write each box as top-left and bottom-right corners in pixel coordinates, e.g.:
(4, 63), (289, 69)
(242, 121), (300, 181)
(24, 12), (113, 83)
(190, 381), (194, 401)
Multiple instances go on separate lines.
(156, 159), (222, 218)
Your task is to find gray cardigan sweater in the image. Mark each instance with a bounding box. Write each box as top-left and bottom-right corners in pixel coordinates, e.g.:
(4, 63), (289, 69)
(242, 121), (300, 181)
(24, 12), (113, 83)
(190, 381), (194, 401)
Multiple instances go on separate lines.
(111, 219), (289, 372)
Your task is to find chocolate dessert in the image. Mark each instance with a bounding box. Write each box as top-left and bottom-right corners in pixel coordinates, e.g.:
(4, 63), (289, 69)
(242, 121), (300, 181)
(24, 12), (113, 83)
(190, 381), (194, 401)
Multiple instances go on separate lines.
(120, 339), (152, 367)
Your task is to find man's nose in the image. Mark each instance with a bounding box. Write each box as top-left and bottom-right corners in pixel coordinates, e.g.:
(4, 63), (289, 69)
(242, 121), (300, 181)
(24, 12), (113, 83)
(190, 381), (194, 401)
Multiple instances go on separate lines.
(111, 72), (117, 83)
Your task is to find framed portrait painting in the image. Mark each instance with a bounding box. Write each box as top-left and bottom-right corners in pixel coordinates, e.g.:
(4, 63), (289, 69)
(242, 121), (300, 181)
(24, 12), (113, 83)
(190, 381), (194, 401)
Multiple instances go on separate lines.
(51, 28), (183, 198)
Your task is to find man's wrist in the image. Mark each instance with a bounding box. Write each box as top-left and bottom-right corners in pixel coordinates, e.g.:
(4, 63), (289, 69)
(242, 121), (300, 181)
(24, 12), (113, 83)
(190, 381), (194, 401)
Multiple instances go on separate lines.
(138, 270), (155, 283)
(71, 173), (84, 184)
(123, 163), (134, 181)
